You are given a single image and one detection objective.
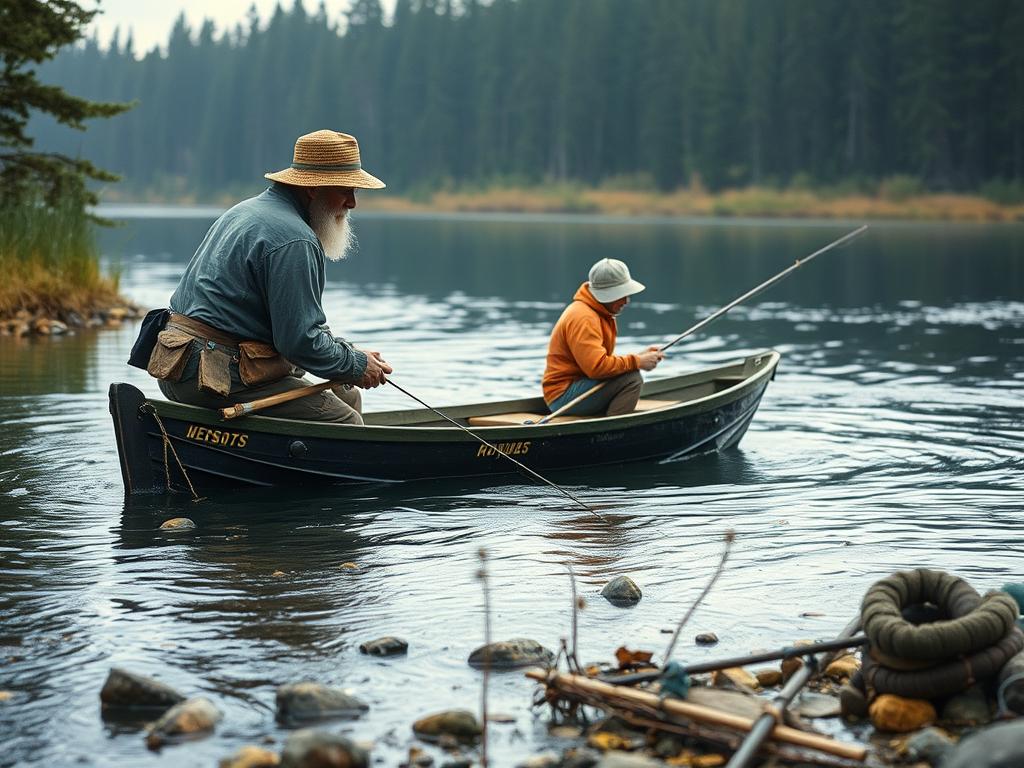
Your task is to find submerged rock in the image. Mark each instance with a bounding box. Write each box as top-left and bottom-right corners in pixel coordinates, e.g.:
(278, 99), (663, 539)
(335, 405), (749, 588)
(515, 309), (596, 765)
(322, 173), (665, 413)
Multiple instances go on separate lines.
(601, 577), (642, 606)
(694, 633), (719, 645)
(276, 682), (368, 725)
(412, 710), (482, 743)
(99, 667), (185, 712)
(686, 687), (763, 720)
(280, 729), (368, 768)
(942, 720), (1024, 768)
(359, 636), (408, 656)
(467, 639), (554, 669)
(159, 517), (196, 531)
(145, 696), (222, 749)
(219, 745), (281, 768)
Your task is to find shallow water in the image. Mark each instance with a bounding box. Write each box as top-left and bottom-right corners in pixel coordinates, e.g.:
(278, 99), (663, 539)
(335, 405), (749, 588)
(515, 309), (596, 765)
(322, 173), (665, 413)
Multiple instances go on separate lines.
(1, 210), (1022, 766)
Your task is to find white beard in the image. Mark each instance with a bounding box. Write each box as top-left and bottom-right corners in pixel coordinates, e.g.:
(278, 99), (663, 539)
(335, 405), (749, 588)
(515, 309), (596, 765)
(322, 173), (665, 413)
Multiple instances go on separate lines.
(309, 196), (356, 262)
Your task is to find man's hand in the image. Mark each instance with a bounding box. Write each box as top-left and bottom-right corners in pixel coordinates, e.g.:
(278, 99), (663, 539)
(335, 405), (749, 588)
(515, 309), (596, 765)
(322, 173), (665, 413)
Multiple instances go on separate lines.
(636, 345), (664, 372)
(355, 349), (393, 389)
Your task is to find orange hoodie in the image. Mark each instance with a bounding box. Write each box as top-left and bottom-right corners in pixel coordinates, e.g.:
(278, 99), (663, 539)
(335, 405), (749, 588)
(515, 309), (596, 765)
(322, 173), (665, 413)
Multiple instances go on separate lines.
(542, 282), (640, 402)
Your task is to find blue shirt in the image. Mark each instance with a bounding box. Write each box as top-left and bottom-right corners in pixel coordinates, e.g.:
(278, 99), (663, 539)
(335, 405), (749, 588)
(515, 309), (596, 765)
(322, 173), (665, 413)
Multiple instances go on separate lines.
(169, 183), (367, 380)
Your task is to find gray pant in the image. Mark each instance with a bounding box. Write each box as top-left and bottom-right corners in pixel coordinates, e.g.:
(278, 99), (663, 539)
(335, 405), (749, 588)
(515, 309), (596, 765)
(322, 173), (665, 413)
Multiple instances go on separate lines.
(159, 374), (363, 424)
(546, 370), (643, 417)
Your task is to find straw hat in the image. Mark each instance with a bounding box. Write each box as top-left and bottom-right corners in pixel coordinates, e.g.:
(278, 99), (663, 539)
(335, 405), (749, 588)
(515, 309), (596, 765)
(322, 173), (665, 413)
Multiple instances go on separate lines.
(265, 130), (385, 189)
(588, 258), (645, 303)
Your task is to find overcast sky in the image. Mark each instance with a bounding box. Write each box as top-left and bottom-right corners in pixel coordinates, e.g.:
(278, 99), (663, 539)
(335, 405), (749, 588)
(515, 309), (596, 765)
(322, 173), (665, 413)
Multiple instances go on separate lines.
(86, 0), (397, 56)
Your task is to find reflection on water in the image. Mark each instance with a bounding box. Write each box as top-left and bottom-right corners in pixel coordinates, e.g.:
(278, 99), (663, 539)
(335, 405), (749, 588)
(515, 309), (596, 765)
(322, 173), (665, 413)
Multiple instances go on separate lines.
(1, 212), (1022, 766)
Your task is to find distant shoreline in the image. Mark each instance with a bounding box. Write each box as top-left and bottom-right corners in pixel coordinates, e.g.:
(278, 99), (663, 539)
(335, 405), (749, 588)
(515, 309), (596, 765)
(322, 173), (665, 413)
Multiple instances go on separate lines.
(97, 185), (1024, 223)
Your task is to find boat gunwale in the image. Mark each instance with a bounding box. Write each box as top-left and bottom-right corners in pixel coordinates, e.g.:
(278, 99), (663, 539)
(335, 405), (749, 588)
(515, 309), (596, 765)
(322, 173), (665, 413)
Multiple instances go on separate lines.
(143, 350), (779, 442)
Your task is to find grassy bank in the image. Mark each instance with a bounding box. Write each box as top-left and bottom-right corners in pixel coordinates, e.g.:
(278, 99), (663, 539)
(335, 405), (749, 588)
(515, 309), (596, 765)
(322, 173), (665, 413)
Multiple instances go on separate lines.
(0, 197), (132, 329)
(361, 179), (1024, 221)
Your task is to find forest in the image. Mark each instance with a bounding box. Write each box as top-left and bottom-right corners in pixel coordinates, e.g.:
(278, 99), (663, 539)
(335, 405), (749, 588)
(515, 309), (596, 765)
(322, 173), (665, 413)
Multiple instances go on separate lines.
(30, 0), (1024, 200)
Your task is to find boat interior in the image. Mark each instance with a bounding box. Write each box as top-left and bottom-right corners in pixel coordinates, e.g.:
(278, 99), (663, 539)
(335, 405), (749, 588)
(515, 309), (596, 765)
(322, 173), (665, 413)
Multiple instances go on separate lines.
(361, 353), (772, 429)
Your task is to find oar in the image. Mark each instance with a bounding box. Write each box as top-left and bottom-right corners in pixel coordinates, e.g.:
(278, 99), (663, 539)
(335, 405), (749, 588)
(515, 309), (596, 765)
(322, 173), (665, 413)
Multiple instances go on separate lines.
(536, 225), (869, 425)
(599, 633), (868, 686)
(725, 616), (863, 768)
(220, 377), (603, 518)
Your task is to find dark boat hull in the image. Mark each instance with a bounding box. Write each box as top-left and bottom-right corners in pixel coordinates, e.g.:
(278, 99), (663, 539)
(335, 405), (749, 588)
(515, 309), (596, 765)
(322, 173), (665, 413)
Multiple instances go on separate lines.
(109, 351), (779, 495)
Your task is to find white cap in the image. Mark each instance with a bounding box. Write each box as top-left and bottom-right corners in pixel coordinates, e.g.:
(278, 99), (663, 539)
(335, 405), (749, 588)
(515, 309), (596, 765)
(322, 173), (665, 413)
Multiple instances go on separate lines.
(588, 258), (646, 303)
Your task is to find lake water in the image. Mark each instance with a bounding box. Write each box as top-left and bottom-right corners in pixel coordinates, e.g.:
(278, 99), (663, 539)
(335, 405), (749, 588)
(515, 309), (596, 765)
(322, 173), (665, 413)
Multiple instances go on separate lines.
(1, 209), (1022, 766)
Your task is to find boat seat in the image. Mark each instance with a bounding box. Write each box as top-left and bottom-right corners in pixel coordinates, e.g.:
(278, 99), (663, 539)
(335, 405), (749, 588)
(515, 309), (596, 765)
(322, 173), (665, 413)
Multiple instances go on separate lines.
(466, 399), (680, 427)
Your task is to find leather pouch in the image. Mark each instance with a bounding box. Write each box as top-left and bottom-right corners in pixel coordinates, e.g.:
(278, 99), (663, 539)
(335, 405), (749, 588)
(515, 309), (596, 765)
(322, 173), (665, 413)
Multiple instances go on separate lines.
(238, 340), (292, 386)
(198, 344), (232, 397)
(146, 329), (193, 382)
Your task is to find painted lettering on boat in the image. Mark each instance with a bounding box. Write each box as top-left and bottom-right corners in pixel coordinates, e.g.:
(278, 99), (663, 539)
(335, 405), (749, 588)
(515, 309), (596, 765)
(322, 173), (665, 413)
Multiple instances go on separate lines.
(185, 424), (248, 448)
(477, 441), (530, 458)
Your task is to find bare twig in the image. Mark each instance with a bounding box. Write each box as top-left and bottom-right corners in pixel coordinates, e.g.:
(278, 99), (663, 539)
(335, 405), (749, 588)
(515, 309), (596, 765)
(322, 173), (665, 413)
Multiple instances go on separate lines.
(568, 564), (584, 673)
(663, 530), (736, 664)
(477, 548), (491, 768)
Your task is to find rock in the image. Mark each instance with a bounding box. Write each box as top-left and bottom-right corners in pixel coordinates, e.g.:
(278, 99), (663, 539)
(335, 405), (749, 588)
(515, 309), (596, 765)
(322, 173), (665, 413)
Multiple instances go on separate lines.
(49, 320), (69, 335)
(601, 577), (642, 606)
(276, 682), (368, 725)
(942, 720), (1024, 768)
(780, 656), (803, 681)
(695, 633), (718, 645)
(439, 760), (472, 768)
(412, 710), (482, 743)
(653, 735), (685, 758)
(219, 745), (281, 767)
(824, 654), (860, 681)
(901, 727), (955, 764)
(109, 307), (130, 321)
(941, 684), (991, 725)
(32, 318), (50, 335)
(517, 753), (560, 768)
(562, 748), (601, 768)
(868, 693), (936, 733)
(272, 571), (286, 577)
(549, 725), (583, 739)
(755, 669), (782, 687)
(145, 696), (222, 748)
(794, 691), (841, 718)
(0, 691), (13, 702)
(159, 517), (196, 531)
(99, 667), (186, 712)
(280, 728), (368, 768)
(467, 639), (554, 669)
(65, 311), (84, 328)
(596, 751), (663, 768)
(407, 746), (433, 767)
(711, 667), (759, 691)
(360, 636), (408, 656)
(839, 683), (869, 719)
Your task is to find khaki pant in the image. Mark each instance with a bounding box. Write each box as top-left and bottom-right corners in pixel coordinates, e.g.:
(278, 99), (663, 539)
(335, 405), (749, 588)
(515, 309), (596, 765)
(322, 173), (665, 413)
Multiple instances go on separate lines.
(159, 374), (363, 424)
(546, 370), (643, 417)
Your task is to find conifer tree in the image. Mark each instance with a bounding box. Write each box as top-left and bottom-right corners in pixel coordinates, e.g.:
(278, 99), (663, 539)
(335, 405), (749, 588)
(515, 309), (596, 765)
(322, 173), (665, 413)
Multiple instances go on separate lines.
(0, 0), (131, 207)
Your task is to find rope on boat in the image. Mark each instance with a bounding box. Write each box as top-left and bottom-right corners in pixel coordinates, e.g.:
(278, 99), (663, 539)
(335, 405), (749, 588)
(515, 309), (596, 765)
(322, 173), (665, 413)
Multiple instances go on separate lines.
(142, 404), (203, 502)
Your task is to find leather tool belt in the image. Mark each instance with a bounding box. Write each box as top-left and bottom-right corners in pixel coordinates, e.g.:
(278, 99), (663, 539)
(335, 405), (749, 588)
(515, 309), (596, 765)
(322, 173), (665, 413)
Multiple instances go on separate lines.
(146, 312), (293, 396)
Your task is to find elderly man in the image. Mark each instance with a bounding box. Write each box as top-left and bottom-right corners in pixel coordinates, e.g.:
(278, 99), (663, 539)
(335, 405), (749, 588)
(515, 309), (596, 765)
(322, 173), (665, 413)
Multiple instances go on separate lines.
(143, 130), (391, 424)
(542, 258), (663, 417)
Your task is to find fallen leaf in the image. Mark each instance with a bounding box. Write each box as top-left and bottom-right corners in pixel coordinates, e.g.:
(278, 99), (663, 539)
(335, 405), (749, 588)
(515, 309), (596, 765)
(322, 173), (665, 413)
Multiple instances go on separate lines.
(615, 646), (654, 669)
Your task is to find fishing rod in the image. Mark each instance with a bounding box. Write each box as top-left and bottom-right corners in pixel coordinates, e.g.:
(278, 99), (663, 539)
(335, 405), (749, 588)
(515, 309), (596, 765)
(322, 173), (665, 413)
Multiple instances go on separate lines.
(220, 377), (602, 518)
(537, 224), (869, 424)
(383, 378), (602, 518)
(599, 633), (868, 686)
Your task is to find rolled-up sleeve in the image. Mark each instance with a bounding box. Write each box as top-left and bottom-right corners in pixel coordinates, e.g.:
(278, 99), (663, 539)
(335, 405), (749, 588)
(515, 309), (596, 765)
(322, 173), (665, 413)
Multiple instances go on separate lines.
(261, 239), (368, 380)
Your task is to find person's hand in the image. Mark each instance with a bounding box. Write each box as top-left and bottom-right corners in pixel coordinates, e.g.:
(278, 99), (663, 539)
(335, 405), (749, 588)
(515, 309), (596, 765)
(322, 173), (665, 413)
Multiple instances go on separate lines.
(355, 349), (392, 389)
(636, 346), (664, 372)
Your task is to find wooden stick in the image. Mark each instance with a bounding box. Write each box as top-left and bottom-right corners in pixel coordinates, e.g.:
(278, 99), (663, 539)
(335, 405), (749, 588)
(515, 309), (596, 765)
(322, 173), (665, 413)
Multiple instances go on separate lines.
(220, 380), (340, 419)
(525, 669), (866, 762)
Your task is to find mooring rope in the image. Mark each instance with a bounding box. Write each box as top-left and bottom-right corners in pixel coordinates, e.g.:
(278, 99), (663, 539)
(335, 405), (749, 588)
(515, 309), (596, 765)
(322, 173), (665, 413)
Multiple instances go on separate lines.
(142, 404), (203, 502)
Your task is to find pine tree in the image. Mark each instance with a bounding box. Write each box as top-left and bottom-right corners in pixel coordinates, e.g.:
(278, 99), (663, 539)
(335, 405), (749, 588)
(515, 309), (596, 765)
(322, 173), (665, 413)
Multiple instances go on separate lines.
(0, 0), (132, 207)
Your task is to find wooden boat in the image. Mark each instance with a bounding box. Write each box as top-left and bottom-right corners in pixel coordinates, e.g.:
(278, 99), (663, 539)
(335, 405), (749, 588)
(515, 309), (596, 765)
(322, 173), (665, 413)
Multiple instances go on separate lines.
(109, 350), (780, 495)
